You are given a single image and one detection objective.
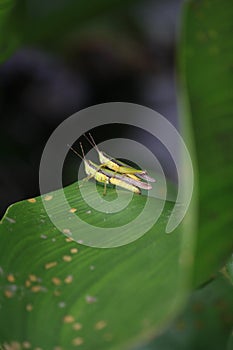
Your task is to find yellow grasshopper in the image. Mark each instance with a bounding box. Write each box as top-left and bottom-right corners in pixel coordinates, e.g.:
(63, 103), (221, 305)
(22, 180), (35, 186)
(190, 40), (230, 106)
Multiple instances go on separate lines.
(85, 133), (156, 183)
(68, 144), (152, 195)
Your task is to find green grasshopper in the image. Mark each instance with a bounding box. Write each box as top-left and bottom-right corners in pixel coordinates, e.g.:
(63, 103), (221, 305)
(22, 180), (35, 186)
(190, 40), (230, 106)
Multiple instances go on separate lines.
(68, 144), (152, 195)
(84, 133), (156, 183)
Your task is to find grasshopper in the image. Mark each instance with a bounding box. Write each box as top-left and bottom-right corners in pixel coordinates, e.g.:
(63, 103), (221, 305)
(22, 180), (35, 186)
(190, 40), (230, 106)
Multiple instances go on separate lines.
(68, 144), (152, 195)
(84, 133), (156, 183)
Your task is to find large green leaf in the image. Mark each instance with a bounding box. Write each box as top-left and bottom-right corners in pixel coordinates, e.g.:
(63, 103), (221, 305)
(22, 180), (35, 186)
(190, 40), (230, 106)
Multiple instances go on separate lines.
(0, 181), (193, 350)
(180, 0), (233, 286)
(225, 254), (233, 285)
(134, 275), (233, 350)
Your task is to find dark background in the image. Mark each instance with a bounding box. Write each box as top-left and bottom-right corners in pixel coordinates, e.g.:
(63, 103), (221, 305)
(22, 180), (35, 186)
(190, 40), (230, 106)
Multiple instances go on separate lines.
(0, 0), (182, 217)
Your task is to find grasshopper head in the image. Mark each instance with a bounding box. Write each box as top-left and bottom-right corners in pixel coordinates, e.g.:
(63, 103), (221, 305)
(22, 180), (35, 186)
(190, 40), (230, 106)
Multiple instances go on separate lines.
(84, 160), (94, 176)
(99, 151), (110, 164)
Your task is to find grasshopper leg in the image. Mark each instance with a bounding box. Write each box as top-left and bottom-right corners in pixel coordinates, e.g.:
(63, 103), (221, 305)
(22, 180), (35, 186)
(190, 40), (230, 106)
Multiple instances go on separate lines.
(79, 174), (95, 188)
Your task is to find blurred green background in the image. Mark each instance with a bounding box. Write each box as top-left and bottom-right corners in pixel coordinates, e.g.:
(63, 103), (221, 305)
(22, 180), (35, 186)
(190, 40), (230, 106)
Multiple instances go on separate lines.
(0, 0), (181, 217)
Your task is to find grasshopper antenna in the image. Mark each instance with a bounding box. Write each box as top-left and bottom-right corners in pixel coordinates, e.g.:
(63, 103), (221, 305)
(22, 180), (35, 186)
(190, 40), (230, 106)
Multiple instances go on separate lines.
(79, 142), (87, 160)
(67, 143), (83, 160)
(89, 133), (99, 151)
(84, 133), (100, 152)
(84, 133), (94, 148)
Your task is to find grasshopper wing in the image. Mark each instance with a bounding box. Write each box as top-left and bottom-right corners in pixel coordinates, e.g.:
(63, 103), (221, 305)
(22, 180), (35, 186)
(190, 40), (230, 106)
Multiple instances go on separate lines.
(114, 173), (152, 190)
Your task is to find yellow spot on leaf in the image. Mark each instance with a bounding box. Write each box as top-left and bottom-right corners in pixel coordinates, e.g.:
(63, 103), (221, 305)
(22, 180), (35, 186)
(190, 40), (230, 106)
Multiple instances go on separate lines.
(63, 315), (75, 323)
(73, 323), (82, 331)
(29, 274), (37, 282)
(44, 195), (53, 201)
(4, 290), (13, 298)
(63, 228), (71, 235)
(72, 337), (84, 346)
(31, 285), (41, 293)
(25, 280), (31, 288)
(64, 275), (73, 284)
(28, 198), (36, 203)
(26, 304), (33, 312)
(45, 261), (57, 270)
(95, 320), (107, 330)
(52, 277), (62, 286)
(62, 255), (72, 262)
(22, 341), (31, 348)
(70, 248), (78, 254)
(69, 208), (77, 213)
(7, 274), (15, 283)
(65, 237), (73, 242)
(3, 341), (21, 350)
